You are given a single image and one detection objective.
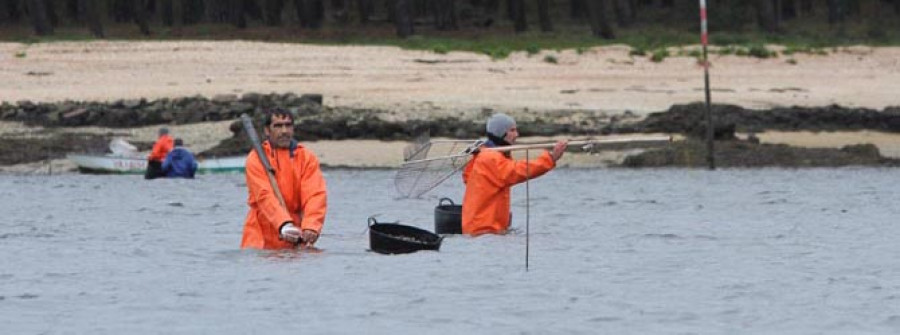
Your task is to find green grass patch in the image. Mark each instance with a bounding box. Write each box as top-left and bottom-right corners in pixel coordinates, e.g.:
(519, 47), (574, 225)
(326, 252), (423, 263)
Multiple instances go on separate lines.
(650, 48), (670, 62)
(687, 49), (702, 59)
(747, 44), (776, 58)
(432, 43), (449, 54)
(15, 51), (26, 58)
(782, 45), (828, 56)
(543, 54), (558, 64)
(629, 47), (647, 56)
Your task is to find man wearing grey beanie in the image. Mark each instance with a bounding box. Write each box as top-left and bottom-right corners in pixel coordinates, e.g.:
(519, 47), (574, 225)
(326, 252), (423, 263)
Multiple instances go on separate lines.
(461, 113), (568, 236)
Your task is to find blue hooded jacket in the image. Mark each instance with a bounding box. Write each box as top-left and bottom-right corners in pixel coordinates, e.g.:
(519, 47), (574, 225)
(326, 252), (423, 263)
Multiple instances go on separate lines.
(162, 147), (198, 178)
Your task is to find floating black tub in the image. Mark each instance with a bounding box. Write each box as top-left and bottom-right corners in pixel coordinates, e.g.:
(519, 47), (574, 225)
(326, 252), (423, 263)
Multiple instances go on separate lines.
(434, 197), (462, 234)
(368, 217), (443, 254)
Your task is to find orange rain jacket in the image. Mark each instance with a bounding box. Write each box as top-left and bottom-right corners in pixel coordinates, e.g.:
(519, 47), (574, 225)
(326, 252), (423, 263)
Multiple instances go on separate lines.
(148, 134), (174, 162)
(241, 140), (328, 249)
(461, 148), (555, 236)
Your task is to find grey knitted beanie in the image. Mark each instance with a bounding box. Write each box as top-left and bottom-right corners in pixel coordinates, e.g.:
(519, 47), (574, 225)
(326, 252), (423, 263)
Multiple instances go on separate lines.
(485, 113), (516, 138)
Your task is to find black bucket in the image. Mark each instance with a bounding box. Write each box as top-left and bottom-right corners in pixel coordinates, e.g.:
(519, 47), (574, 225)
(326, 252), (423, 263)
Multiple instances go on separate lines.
(434, 198), (462, 234)
(368, 217), (443, 254)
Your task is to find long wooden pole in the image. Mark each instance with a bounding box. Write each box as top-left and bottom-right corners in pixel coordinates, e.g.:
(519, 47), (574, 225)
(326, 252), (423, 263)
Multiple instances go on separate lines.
(404, 136), (672, 165)
(486, 136), (672, 153)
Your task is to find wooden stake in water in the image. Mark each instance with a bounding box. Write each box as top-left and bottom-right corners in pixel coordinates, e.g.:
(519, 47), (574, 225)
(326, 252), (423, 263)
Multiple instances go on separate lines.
(700, 0), (715, 170)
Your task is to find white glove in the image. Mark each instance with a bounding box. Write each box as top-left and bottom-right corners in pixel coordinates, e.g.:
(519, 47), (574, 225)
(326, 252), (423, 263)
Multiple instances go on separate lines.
(279, 222), (301, 243)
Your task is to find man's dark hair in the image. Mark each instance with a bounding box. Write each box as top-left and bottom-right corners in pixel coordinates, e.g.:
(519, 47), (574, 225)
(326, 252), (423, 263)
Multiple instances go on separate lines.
(263, 108), (294, 126)
(174, 138), (184, 146)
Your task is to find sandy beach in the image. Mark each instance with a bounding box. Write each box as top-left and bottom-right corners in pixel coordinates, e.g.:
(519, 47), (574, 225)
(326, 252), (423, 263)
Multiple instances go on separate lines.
(2, 41), (899, 171)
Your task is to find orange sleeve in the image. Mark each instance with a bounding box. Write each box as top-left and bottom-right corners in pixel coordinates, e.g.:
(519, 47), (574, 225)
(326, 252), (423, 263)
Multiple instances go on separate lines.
(245, 151), (293, 231)
(148, 135), (174, 161)
(297, 150), (327, 233)
(479, 151), (556, 188)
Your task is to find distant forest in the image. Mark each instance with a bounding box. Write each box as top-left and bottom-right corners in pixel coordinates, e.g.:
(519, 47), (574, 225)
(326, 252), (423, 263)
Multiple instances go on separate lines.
(1, 0), (899, 40)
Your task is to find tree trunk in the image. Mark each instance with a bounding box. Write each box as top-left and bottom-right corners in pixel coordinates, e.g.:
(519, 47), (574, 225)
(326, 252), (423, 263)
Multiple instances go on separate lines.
(614, 0), (633, 27)
(27, 0), (53, 35)
(311, 0), (325, 28)
(82, 0), (104, 38)
(447, 0), (458, 30)
(295, 0), (324, 28)
(0, 0), (9, 23)
(295, 0), (309, 27)
(357, 0), (372, 24)
(393, 0), (414, 37)
(511, 0), (527, 32)
(331, 0), (348, 23)
(0, 0), (22, 23)
(264, 0), (283, 26)
(826, 0), (844, 24)
(800, 0), (813, 14)
(205, 0), (229, 22)
(46, 0), (59, 27)
(773, 0), (782, 26)
(182, 0), (204, 25)
(160, 0), (179, 26)
(755, 0), (780, 32)
(586, 0), (614, 39)
(133, 0), (151, 35)
(570, 0), (585, 19)
(536, 0), (552, 32)
(846, 0), (860, 16)
(782, 0), (797, 20)
(434, 0), (458, 30)
(484, 0), (499, 16)
(229, 0), (246, 28)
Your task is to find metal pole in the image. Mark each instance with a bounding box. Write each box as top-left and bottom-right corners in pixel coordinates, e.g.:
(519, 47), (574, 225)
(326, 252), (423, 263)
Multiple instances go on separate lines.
(525, 149), (530, 271)
(701, 0), (715, 170)
(47, 147), (52, 176)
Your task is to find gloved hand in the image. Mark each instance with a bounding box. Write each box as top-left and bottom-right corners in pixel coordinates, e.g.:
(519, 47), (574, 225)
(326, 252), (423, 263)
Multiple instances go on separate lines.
(300, 229), (319, 246)
(279, 222), (302, 243)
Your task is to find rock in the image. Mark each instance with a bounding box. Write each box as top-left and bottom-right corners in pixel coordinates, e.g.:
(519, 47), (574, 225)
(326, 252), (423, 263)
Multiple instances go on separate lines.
(123, 99), (143, 109)
(213, 94), (238, 103)
(16, 100), (35, 110)
(300, 94), (323, 105)
(241, 92), (263, 104)
(227, 102), (254, 115)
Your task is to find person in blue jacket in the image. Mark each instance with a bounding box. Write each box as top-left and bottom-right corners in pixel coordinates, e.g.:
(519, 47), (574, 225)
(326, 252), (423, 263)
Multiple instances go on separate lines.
(162, 138), (198, 178)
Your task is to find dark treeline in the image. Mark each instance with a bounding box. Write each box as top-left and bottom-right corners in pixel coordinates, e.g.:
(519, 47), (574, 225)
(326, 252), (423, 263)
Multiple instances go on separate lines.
(1, 0), (898, 39)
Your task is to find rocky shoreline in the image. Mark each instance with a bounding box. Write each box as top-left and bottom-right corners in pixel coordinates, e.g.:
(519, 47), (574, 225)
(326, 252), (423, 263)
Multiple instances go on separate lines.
(2, 92), (900, 170)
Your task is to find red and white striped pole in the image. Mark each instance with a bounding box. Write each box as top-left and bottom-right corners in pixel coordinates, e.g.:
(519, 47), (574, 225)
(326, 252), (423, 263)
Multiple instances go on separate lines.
(700, 0), (715, 170)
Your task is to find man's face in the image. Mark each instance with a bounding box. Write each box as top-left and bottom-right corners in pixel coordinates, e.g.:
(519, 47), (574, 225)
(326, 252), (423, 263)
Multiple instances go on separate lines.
(264, 114), (294, 149)
(503, 126), (519, 145)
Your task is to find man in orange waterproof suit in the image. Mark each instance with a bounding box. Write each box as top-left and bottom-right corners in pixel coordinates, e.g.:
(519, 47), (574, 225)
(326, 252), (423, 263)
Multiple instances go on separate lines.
(461, 113), (567, 236)
(241, 109), (327, 249)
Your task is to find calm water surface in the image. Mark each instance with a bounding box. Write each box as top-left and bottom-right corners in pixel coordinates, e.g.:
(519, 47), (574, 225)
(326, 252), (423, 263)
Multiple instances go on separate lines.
(2, 168), (900, 334)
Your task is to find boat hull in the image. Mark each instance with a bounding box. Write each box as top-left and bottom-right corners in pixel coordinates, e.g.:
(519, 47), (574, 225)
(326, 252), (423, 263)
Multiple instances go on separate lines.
(67, 154), (245, 174)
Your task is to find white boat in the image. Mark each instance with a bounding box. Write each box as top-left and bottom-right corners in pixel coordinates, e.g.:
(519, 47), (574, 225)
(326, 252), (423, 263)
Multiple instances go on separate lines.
(66, 153), (245, 174)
